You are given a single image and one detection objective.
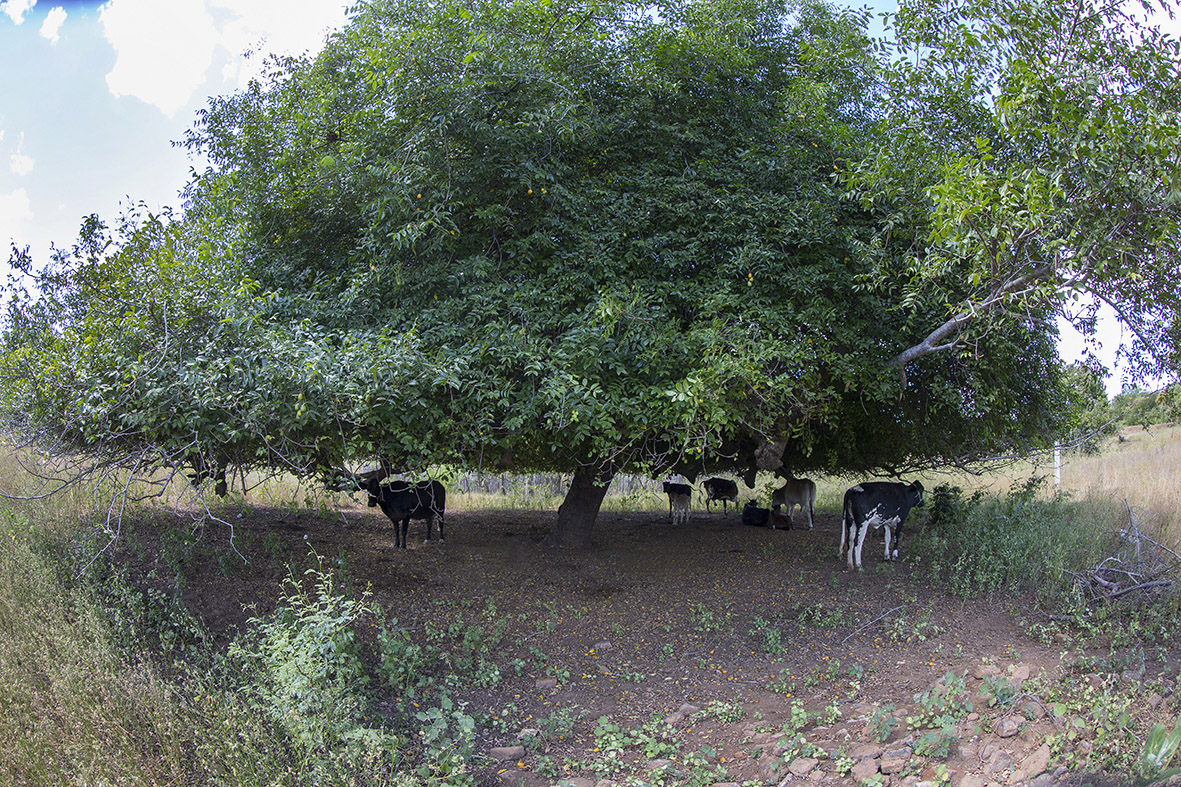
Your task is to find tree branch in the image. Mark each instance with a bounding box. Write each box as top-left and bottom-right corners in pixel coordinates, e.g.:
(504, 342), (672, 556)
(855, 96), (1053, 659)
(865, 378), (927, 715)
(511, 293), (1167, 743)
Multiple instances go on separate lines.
(888, 264), (1057, 367)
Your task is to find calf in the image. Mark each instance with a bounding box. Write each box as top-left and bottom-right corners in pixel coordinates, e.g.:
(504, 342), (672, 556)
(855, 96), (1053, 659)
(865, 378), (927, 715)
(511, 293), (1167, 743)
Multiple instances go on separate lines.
(771, 477), (816, 530)
(840, 481), (923, 570)
(741, 500), (770, 527)
(703, 477), (739, 515)
(364, 478), (447, 548)
(662, 481), (692, 525)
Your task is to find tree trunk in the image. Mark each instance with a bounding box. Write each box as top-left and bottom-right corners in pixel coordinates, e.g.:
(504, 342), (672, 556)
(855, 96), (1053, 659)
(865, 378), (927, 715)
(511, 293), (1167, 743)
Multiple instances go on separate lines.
(545, 462), (614, 549)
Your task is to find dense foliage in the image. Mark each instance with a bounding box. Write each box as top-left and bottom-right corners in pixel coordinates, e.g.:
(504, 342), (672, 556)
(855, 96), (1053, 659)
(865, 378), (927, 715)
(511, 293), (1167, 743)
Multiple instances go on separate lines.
(847, 0), (1181, 378)
(4, 0), (1179, 542)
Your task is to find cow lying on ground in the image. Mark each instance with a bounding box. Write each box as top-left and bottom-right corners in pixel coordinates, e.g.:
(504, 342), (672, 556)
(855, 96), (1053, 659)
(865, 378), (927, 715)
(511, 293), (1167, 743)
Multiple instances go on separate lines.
(703, 477), (739, 515)
(741, 500), (770, 527)
(663, 481), (692, 525)
(770, 477), (816, 530)
(839, 480), (924, 570)
(364, 478), (447, 549)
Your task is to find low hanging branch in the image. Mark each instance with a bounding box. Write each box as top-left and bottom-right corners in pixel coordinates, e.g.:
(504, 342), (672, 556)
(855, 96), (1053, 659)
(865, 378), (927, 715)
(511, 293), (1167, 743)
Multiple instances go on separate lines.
(888, 264), (1057, 368)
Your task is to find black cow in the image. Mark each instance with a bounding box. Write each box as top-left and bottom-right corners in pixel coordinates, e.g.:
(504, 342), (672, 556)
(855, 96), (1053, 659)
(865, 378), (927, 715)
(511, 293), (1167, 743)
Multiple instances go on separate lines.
(741, 500), (770, 528)
(703, 477), (739, 515)
(364, 478), (447, 549)
(662, 480), (692, 525)
(839, 481), (924, 570)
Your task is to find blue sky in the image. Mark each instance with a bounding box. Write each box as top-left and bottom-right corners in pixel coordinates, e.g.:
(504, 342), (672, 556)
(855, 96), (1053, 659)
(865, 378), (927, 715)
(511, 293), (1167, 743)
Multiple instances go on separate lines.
(0, 0), (1175, 396)
(0, 0), (350, 260)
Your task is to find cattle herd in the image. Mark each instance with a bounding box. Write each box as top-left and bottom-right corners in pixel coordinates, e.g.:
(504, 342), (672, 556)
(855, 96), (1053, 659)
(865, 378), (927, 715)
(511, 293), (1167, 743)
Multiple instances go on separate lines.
(353, 468), (924, 571)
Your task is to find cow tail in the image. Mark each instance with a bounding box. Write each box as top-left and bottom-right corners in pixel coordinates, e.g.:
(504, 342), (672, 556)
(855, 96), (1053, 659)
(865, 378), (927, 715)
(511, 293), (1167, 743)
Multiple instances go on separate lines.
(840, 491), (852, 558)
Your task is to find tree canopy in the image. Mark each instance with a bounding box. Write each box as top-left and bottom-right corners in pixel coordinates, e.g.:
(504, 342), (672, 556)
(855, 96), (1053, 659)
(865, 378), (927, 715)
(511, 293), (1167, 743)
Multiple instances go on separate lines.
(3, 0), (1178, 546)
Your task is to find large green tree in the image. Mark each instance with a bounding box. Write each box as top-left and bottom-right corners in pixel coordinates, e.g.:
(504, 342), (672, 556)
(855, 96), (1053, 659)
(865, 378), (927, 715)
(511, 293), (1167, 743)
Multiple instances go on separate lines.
(846, 0), (1181, 380)
(8, 0), (1167, 548)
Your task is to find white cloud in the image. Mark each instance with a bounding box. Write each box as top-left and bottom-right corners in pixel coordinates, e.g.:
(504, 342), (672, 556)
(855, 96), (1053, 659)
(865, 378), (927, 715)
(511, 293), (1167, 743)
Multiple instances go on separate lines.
(101, 0), (218, 118)
(0, 0), (35, 25)
(98, 0), (349, 117)
(213, 0), (348, 89)
(39, 5), (64, 43)
(0, 187), (34, 243)
(10, 133), (33, 176)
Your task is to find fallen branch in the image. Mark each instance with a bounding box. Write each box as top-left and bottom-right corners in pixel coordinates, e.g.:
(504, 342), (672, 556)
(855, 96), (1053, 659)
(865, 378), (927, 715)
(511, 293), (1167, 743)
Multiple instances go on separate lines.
(843, 605), (905, 644)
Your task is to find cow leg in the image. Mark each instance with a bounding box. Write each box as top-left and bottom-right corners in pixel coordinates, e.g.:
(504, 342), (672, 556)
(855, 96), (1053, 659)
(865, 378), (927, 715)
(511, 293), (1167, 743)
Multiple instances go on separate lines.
(806, 501), (814, 530)
(400, 517), (410, 549)
(437, 513), (445, 543)
(846, 522), (859, 570)
(853, 522), (871, 571)
(883, 522), (893, 561)
(890, 521), (901, 560)
(786, 505), (794, 530)
(839, 518), (848, 561)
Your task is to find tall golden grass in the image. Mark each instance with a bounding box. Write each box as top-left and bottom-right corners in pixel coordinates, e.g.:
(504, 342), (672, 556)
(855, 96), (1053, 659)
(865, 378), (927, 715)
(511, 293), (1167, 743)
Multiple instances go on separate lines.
(1062, 424), (1181, 539)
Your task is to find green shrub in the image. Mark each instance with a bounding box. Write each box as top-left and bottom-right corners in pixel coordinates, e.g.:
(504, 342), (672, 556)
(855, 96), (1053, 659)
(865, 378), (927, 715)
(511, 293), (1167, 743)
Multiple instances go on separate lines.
(228, 560), (390, 760)
(909, 479), (1104, 600)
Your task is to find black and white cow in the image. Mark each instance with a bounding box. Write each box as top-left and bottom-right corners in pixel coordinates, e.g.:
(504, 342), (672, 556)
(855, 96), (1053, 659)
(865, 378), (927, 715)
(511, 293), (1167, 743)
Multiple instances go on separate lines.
(364, 478), (447, 549)
(771, 477), (816, 530)
(663, 480), (692, 525)
(839, 481), (924, 570)
(703, 477), (739, 515)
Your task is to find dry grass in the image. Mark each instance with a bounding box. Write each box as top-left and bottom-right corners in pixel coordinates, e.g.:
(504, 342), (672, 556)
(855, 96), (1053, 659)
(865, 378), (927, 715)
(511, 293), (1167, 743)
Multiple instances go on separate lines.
(1063, 424), (1181, 539)
(886, 424), (1181, 544)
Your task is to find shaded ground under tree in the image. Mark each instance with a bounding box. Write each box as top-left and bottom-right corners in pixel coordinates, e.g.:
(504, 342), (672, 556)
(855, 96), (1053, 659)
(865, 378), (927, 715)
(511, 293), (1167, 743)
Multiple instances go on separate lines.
(119, 503), (1175, 786)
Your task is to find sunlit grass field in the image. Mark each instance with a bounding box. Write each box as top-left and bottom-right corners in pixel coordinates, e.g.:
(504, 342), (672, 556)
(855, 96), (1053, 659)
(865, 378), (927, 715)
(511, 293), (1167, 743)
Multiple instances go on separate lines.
(905, 424), (1181, 542)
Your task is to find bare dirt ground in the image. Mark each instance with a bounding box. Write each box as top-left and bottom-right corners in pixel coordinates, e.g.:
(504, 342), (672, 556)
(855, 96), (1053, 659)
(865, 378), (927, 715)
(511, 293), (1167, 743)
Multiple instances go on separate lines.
(118, 501), (1174, 787)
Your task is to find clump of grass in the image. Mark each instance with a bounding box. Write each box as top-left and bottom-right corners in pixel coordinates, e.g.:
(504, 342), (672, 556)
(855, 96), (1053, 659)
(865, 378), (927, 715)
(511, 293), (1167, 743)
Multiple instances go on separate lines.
(909, 478), (1107, 600)
(0, 518), (195, 785)
(0, 508), (433, 787)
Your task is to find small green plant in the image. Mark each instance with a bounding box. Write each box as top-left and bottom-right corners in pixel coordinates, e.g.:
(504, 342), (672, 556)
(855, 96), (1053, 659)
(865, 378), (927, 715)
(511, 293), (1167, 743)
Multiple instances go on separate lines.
(415, 695), (477, 785)
(690, 602), (723, 632)
(908, 672), (973, 729)
(703, 700), (744, 723)
(534, 754), (560, 779)
(378, 620), (439, 702)
(888, 603), (945, 642)
(868, 704), (898, 743)
(749, 616), (786, 657)
(485, 702), (522, 734)
(1137, 715), (1181, 783)
(783, 700), (810, 734)
(981, 674), (1019, 708)
(538, 705), (585, 742)
(799, 604), (849, 629)
(912, 726), (958, 759)
(546, 664), (571, 684)
(767, 669), (795, 695)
